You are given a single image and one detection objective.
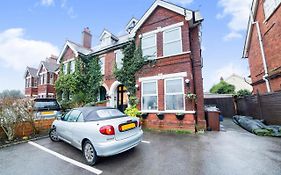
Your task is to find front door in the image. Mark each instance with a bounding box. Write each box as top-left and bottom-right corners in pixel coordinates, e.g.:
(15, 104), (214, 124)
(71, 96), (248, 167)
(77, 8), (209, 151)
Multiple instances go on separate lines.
(117, 85), (128, 112)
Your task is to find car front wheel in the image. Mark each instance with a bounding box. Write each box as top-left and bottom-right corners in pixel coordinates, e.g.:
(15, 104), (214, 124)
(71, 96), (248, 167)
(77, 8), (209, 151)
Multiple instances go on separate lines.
(83, 140), (98, 165)
(49, 128), (60, 142)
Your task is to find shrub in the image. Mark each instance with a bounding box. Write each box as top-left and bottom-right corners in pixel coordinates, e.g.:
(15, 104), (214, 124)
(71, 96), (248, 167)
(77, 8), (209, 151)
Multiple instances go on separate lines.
(124, 105), (141, 117)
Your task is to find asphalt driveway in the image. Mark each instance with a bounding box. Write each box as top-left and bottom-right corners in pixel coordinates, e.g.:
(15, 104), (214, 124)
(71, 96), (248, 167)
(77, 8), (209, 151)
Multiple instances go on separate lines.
(0, 118), (280, 175)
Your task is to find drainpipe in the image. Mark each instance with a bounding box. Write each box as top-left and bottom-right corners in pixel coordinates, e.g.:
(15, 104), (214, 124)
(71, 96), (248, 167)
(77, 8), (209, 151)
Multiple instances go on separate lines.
(250, 11), (271, 93)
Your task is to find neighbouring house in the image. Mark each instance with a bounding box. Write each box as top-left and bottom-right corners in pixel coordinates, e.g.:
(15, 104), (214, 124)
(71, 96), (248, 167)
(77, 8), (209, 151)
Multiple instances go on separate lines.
(224, 74), (253, 92)
(57, 0), (206, 131)
(24, 55), (59, 98)
(24, 67), (38, 98)
(37, 56), (60, 98)
(243, 0), (281, 94)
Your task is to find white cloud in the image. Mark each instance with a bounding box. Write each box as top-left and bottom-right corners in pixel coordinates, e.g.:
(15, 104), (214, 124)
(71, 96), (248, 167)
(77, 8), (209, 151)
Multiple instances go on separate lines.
(0, 28), (59, 71)
(223, 32), (242, 41)
(217, 0), (252, 41)
(40, 0), (54, 6)
(168, 0), (193, 5)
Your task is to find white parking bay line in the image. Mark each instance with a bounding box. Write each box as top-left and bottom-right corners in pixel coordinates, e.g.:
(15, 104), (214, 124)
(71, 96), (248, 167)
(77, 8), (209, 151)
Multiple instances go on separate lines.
(141, 140), (150, 144)
(28, 141), (102, 175)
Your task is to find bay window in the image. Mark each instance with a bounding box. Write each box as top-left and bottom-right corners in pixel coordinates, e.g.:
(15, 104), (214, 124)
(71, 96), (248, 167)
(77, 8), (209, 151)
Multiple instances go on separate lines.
(163, 27), (182, 56)
(141, 34), (156, 60)
(165, 78), (184, 111)
(142, 81), (158, 111)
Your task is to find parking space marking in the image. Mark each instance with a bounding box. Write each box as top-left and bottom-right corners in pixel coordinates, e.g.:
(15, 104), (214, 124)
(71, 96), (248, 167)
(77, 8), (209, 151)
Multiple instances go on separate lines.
(141, 140), (150, 144)
(28, 141), (102, 175)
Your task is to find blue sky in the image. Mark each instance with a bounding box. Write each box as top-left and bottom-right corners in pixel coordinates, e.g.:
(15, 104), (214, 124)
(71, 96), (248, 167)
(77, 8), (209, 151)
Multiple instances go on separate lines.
(0, 0), (252, 92)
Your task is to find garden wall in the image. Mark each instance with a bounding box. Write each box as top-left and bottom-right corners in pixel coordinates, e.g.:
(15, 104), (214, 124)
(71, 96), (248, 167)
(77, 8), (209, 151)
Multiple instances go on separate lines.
(142, 113), (196, 132)
(0, 119), (55, 139)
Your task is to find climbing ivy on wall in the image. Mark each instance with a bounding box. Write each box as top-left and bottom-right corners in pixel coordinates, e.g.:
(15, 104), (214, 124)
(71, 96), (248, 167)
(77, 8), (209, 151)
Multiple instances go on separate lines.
(55, 55), (102, 109)
(114, 41), (145, 105)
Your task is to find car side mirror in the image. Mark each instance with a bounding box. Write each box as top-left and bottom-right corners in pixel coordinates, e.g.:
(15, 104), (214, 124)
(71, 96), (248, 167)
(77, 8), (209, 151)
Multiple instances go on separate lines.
(56, 114), (63, 120)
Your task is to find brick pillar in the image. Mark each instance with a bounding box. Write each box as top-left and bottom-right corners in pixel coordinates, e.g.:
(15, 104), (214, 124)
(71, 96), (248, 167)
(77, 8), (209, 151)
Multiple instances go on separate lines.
(190, 25), (206, 129)
(158, 79), (164, 111)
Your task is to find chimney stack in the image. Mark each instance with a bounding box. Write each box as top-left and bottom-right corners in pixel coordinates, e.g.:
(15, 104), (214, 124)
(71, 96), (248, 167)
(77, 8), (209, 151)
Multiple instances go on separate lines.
(82, 27), (92, 49)
(46, 55), (58, 63)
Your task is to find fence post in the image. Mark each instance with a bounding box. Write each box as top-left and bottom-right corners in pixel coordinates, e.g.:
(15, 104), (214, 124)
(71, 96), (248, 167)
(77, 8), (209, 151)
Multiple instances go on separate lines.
(257, 91), (263, 120)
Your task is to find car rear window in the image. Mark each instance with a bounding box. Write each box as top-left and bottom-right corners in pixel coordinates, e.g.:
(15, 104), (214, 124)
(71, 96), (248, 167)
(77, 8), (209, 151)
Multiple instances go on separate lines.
(96, 109), (125, 119)
(34, 100), (60, 110)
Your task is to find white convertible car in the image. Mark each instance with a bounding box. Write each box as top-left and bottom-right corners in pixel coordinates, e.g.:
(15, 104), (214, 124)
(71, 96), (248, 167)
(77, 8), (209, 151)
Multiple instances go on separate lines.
(49, 106), (143, 165)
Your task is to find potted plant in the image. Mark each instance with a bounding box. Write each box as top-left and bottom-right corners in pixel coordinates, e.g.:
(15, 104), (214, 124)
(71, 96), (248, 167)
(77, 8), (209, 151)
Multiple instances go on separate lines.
(186, 93), (197, 102)
(156, 112), (165, 120)
(176, 113), (185, 121)
(141, 113), (149, 119)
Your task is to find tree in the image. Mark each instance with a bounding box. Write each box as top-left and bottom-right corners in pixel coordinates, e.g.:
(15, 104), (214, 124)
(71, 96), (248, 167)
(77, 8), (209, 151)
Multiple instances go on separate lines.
(0, 90), (24, 99)
(236, 89), (251, 98)
(210, 80), (235, 94)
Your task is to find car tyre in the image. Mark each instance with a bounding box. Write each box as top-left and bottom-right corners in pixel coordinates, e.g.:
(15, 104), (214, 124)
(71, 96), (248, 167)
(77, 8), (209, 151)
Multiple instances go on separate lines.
(49, 128), (60, 142)
(83, 140), (98, 165)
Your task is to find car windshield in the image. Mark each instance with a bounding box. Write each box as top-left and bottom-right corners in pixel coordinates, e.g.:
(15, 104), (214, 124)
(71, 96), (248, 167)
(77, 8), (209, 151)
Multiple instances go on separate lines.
(34, 101), (60, 110)
(96, 109), (125, 118)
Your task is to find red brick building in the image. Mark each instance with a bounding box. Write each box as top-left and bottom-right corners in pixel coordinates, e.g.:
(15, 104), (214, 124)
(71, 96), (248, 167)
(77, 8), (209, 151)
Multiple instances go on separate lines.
(58, 0), (205, 131)
(243, 0), (281, 94)
(24, 67), (38, 98)
(24, 56), (59, 98)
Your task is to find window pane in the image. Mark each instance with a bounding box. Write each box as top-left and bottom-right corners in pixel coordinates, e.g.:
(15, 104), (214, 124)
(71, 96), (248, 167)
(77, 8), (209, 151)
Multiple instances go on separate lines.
(142, 35), (155, 48)
(143, 47), (156, 60)
(166, 79), (183, 93)
(67, 110), (81, 122)
(143, 82), (157, 95)
(164, 28), (181, 43)
(166, 94), (184, 110)
(99, 57), (105, 75)
(70, 61), (75, 73)
(96, 109), (125, 118)
(142, 34), (156, 59)
(142, 96), (157, 110)
(264, 0), (276, 18)
(115, 50), (123, 69)
(164, 40), (181, 56)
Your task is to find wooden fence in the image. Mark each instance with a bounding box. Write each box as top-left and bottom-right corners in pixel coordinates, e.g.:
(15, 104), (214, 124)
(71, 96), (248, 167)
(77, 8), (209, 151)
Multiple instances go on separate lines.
(204, 95), (236, 118)
(236, 92), (281, 125)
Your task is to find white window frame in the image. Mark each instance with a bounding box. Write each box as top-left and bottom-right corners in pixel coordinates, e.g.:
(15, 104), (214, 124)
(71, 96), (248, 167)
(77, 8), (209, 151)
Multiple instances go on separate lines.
(141, 33), (157, 60)
(63, 63), (68, 75)
(50, 73), (54, 85)
(163, 27), (182, 57)
(115, 50), (123, 69)
(70, 61), (75, 74)
(99, 57), (105, 75)
(164, 77), (185, 112)
(141, 80), (158, 112)
(263, 0), (281, 20)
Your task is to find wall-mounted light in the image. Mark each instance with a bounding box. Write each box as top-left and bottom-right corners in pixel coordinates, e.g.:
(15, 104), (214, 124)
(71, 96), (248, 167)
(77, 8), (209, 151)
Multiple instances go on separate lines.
(135, 84), (139, 90)
(185, 79), (190, 87)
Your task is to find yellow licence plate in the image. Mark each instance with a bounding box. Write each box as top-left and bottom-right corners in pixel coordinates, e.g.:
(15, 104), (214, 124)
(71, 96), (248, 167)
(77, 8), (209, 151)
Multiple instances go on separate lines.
(121, 123), (136, 131)
(41, 111), (54, 115)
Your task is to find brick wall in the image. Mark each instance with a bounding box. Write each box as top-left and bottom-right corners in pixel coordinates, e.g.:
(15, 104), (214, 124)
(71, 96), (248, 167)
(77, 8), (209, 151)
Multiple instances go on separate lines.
(0, 119), (55, 139)
(247, 1), (281, 93)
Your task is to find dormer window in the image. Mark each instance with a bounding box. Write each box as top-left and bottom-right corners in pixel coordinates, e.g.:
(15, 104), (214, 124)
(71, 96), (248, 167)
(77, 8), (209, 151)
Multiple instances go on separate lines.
(99, 30), (119, 48)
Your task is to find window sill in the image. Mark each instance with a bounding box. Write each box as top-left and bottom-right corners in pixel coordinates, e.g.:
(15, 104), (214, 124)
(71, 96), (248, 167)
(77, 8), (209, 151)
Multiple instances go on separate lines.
(157, 51), (191, 60)
(140, 110), (196, 114)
